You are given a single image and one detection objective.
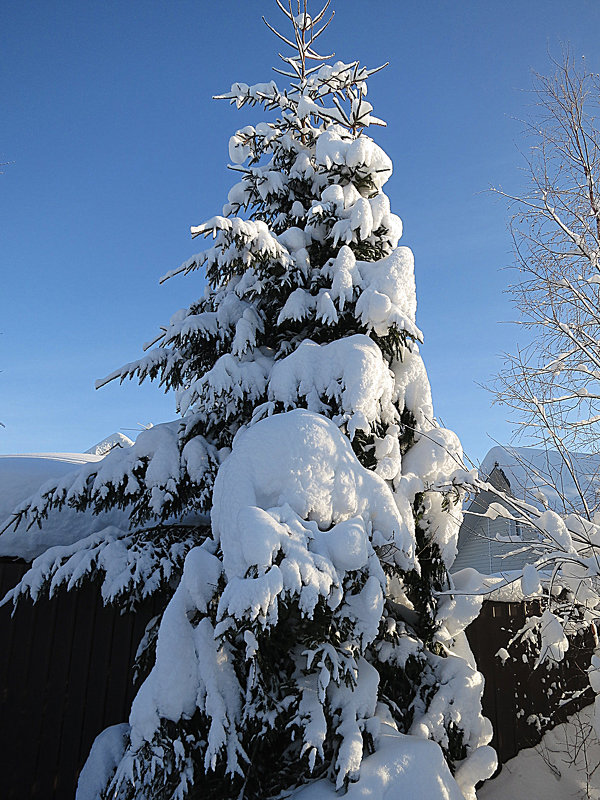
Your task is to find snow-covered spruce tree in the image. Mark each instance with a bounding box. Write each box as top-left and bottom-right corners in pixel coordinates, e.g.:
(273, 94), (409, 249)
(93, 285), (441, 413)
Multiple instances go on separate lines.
(3, 4), (495, 799)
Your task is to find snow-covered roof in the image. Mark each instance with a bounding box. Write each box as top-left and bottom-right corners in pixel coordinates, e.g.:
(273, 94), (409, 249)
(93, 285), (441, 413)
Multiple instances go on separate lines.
(480, 445), (600, 514)
(85, 432), (134, 456)
(0, 452), (129, 562)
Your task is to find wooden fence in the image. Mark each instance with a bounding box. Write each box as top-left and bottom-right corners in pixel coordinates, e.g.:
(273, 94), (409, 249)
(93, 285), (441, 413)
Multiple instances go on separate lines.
(0, 557), (595, 797)
(0, 558), (159, 800)
(466, 599), (595, 766)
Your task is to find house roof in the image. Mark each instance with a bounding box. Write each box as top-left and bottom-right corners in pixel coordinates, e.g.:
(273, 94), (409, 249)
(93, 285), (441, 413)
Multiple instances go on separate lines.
(0, 446), (130, 562)
(85, 432), (134, 456)
(453, 444), (600, 577)
(480, 445), (600, 515)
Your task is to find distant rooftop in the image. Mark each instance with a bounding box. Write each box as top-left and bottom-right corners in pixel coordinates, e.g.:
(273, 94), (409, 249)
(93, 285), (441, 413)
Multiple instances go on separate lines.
(85, 432), (134, 457)
(480, 445), (600, 516)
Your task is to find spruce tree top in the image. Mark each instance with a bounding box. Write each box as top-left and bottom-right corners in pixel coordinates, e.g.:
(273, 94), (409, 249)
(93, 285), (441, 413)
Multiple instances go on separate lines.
(7, 0), (440, 535)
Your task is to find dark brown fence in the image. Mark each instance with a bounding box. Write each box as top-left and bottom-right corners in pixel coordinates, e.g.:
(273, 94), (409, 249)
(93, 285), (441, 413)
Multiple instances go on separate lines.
(0, 558), (159, 800)
(0, 558), (596, 798)
(467, 599), (595, 766)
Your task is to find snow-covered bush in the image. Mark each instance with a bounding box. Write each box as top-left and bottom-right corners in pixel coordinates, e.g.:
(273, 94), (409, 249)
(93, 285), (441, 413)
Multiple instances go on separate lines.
(2, 4), (495, 799)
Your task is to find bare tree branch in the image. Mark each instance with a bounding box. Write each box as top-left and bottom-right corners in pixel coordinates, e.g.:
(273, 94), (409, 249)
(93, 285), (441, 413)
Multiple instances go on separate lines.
(491, 51), (600, 521)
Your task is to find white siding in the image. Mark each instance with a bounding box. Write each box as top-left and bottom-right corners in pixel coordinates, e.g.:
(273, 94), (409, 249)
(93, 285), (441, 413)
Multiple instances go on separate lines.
(452, 471), (539, 576)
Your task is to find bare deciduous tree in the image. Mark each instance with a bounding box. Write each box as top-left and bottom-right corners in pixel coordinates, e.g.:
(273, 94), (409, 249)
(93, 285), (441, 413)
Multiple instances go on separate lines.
(484, 56), (600, 782)
(493, 52), (600, 520)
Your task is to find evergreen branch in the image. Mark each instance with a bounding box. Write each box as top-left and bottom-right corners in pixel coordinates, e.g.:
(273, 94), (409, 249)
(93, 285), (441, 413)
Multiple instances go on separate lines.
(307, 11), (335, 49)
(274, 0), (294, 20)
(273, 66), (298, 79)
(3, 523), (208, 611)
(262, 17), (298, 51)
(309, 0), (333, 28)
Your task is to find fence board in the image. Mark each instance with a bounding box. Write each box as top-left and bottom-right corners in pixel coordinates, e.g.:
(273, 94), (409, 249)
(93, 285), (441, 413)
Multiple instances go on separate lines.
(33, 585), (78, 800)
(77, 593), (119, 774)
(29, 586), (61, 799)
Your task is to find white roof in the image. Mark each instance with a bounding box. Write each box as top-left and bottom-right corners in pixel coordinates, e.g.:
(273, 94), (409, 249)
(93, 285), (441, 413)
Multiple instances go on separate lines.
(85, 432), (134, 456)
(480, 445), (600, 514)
(0, 452), (128, 561)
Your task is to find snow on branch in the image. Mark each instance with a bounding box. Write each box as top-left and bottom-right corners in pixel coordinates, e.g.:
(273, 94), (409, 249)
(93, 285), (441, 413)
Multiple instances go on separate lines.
(1, 418), (219, 534)
(3, 522), (208, 611)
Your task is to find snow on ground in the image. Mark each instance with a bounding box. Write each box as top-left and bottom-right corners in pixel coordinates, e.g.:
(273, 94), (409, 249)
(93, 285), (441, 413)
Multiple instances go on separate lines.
(479, 707), (600, 800)
(0, 451), (129, 561)
(293, 722), (466, 800)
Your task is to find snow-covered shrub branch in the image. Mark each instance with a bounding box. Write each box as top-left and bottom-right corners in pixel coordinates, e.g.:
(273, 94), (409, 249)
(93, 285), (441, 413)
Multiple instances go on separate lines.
(3, 523), (208, 611)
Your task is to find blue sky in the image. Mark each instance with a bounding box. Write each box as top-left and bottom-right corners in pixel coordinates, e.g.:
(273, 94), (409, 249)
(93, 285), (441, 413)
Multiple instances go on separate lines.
(2, 0), (600, 463)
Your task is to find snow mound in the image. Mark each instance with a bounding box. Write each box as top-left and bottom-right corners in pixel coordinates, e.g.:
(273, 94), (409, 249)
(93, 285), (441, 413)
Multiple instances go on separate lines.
(293, 722), (466, 800)
(479, 707), (600, 800)
(85, 432), (134, 456)
(212, 409), (416, 578)
(76, 723), (130, 800)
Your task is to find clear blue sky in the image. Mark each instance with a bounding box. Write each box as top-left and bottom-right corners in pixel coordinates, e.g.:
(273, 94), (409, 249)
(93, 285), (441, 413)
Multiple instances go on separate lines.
(2, 0), (600, 463)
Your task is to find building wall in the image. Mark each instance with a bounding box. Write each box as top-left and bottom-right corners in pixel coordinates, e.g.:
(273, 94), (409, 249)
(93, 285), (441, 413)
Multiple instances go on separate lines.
(453, 467), (539, 576)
